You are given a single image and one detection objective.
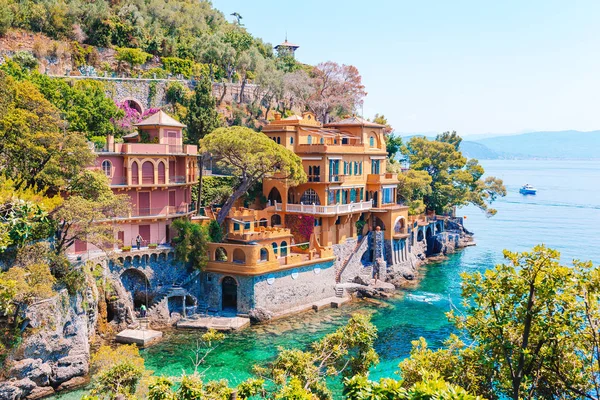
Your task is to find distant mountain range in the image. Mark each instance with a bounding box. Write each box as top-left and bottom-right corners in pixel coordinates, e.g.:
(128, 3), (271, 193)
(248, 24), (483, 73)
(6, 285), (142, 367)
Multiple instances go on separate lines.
(400, 130), (600, 160)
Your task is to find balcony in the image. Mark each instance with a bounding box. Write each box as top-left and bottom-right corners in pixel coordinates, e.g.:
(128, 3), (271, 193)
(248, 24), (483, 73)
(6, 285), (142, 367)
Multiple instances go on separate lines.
(110, 175), (191, 187)
(296, 143), (367, 154)
(367, 173), (398, 185)
(99, 142), (198, 156)
(112, 203), (196, 220)
(274, 201), (372, 215)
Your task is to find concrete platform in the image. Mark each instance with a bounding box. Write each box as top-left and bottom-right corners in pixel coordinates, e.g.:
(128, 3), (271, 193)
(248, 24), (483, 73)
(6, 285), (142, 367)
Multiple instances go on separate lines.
(115, 329), (163, 347)
(176, 316), (251, 331)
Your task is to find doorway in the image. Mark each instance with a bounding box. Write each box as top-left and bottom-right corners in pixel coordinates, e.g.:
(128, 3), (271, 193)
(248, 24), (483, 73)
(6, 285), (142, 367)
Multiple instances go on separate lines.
(222, 276), (238, 311)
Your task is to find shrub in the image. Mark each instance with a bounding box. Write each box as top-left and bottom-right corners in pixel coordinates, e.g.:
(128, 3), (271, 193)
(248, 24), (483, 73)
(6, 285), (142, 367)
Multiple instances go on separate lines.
(166, 81), (186, 104)
(116, 47), (151, 68)
(148, 243), (158, 249)
(12, 51), (38, 70)
(121, 246), (131, 251)
(90, 136), (107, 151)
(161, 56), (194, 78)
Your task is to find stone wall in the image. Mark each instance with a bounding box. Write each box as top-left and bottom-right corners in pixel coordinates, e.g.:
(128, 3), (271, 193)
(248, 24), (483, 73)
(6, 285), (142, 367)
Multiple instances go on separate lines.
(337, 235), (371, 284)
(200, 260), (336, 315)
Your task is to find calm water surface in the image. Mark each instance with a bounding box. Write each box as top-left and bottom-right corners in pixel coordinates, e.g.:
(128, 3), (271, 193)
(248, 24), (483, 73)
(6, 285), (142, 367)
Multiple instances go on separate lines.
(55, 160), (600, 398)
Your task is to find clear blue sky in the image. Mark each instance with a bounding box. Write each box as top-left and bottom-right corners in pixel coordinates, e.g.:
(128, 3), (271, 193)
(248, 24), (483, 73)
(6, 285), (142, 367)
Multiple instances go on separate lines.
(212, 0), (600, 136)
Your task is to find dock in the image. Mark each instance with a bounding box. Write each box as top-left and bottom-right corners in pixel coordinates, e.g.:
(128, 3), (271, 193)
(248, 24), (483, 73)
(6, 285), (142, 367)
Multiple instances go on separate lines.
(115, 329), (163, 347)
(176, 315), (251, 331)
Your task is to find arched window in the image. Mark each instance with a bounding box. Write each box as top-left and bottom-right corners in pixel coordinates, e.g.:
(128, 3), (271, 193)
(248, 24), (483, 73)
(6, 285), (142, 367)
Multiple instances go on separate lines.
(131, 162), (139, 185)
(142, 161), (154, 184)
(307, 135), (312, 145)
(280, 241), (288, 257)
(320, 137), (324, 144)
(370, 136), (375, 147)
(215, 247), (227, 262)
(260, 248), (268, 261)
(272, 242), (278, 254)
(157, 162), (166, 184)
(271, 214), (281, 226)
(233, 249), (246, 264)
(277, 137), (281, 144)
(300, 188), (321, 205)
(102, 160), (112, 177)
(290, 137), (294, 144)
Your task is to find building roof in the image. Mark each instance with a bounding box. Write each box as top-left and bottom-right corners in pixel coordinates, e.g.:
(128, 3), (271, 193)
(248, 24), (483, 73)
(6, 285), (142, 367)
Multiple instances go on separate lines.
(134, 110), (186, 128)
(325, 116), (386, 128)
(274, 40), (300, 49)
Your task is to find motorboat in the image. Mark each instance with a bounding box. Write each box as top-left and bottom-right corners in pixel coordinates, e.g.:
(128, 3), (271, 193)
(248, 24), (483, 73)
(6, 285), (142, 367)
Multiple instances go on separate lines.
(519, 184), (537, 195)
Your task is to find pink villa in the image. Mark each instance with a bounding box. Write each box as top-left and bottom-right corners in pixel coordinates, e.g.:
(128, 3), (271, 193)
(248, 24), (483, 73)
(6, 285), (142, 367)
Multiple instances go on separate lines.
(73, 111), (198, 253)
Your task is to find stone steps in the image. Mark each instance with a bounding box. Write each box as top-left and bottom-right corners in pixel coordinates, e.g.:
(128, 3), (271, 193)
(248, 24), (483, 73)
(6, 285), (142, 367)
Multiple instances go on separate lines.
(335, 287), (345, 298)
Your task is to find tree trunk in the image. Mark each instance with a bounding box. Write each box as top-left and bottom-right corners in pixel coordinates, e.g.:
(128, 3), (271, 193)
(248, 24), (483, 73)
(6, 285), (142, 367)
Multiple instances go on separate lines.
(216, 179), (253, 225)
(239, 78), (247, 104)
(219, 84), (228, 105)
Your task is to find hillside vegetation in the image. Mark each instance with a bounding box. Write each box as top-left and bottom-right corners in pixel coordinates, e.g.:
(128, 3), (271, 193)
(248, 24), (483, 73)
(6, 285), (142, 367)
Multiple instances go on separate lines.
(0, 0), (367, 126)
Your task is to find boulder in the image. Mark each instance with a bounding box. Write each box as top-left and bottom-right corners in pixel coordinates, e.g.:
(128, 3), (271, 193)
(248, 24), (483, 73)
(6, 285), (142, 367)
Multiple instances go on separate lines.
(12, 378), (37, 397)
(26, 386), (55, 400)
(9, 358), (52, 387)
(249, 307), (273, 323)
(352, 275), (371, 286)
(50, 354), (88, 385)
(56, 376), (88, 392)
(0, 382), (22, 400)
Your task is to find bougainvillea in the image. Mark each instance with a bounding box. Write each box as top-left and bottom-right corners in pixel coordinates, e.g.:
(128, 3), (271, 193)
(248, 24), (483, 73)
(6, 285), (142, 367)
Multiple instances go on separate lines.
(111, 101), (160, 134)
(285, 214), (315, 244)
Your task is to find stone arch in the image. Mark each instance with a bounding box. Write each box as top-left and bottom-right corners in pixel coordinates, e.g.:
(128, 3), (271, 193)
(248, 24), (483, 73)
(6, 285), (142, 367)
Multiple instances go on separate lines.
(120, 268), (151, 308)
(426, 225), (433, 239)
(232, 249), (246, 264)
(260, 248), (269, 261)
(300, 188), (321, 205)
(215, 247), (227, 262)
(158, 253), (166, 261)
(133, 255), (141, 265)
(271, 214), (282, 226)
(394, 216), (406, 234)
(123, 98), (144, 114)
(268, 187), (282, 203)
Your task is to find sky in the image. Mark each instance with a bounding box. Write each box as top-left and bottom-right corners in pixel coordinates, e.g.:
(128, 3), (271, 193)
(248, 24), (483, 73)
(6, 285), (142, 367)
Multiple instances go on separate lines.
(211, 0), (600, 136)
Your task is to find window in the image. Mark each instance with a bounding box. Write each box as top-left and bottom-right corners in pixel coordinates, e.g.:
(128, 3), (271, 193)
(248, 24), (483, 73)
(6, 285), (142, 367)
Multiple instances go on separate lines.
(383, 188), (394, 204)
(342, 138), (348, 145)
(371, 160), (380, 174)
(307, 135), (312, 144)
(290, 137), (294, 144)
(314, 218), (322, 227)
(300, 188), (320, 205)
(359, 162), (363, 175)
(370, 136), (375, 148)
(320, 137), (324, 144)
(354, 162), (358, 175)
(277, 137), (281, 144)
(102, 160), (112, 177)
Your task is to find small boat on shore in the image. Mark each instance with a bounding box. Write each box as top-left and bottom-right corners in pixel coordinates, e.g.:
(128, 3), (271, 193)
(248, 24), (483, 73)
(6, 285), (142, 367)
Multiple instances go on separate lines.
(519, 184), (537, 195)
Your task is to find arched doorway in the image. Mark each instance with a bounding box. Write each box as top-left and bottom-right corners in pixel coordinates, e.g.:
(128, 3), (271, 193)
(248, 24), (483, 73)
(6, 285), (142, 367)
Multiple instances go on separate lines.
(394, 217), (406, 234)
(417, 228), (424, 242)
(288, 188), (298, 204)
(426, 226), (433, 239)
(374, 217), (385, 231)
(120, 269), (151, 308)
(268, 187), (282, 203)
(222, 277), (238, 311)
(124, 98), (143, 115)
(300, 188), (320, 205)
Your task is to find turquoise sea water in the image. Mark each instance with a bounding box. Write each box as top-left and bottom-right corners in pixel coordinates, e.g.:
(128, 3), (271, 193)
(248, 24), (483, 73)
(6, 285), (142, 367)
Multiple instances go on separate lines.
(54, 160), (600, 398)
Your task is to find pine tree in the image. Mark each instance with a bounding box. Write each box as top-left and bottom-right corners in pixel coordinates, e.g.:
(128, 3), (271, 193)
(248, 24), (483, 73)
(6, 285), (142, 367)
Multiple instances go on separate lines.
(185, 76), (221, 211)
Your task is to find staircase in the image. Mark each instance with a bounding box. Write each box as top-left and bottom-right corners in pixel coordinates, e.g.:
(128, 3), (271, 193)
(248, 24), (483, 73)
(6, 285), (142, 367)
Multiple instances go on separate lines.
(335, 287), (345, 298)
(335, 235), (370, 283)
(346, 265), (373, 283)
(148, 286), (188, 313)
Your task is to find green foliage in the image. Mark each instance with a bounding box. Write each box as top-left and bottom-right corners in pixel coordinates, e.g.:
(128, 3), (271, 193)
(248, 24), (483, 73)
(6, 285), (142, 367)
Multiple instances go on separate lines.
(236, 378), (265, 399)
(200, 126), (306, 224)
(116, 47), (151, 68)
(402, 134), (506, 215)
(148, 377), (175, 400)
(171, 219), (209, 270)
(193, 176), (235, 208)
(185, 76), (221, 144)
(166, 81), (187, 105)
(386, 134), (403, 161)
(90, 344), (147, 399)
(393, 169), (432, 215)
(208, 220), (224, 243)
(0, 0), (13, 36)
(162, 57), (195, 78)
(12, 51), (38, 70)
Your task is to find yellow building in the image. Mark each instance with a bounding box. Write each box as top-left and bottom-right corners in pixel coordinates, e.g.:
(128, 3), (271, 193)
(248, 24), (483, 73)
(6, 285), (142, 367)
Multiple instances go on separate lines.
(262, 112), (409, 245)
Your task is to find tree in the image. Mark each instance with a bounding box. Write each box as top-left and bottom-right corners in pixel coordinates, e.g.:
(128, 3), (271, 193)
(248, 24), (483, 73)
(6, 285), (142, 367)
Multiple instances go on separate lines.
(116, 47), (151, 70)
(401, 245), (600, 400)
(171, 218), (209, 270)
(372, 114), (393, 135)
(90, 344), (148, 399)
(185, 75), (221, 210)
(307, 62), (367, 123)
(200, 127), (306, 224)
(255, 314), (379, 399)
(402, 135), (506, 215)
(52, 170), (130, 255)
(386, 134), (403, 161)
(436, 130), (462, 150)
(393, 169), (432, 215)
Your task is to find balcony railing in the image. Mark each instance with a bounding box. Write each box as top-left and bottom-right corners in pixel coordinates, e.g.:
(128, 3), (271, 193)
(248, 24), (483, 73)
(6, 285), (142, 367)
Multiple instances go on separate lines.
(274, 201), (372, 215)
(114, 203), (196, 219)
(110, 175), (189, 186)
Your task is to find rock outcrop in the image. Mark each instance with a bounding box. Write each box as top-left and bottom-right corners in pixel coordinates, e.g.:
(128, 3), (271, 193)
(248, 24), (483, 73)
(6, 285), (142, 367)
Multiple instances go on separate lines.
(0, 280), (98, 399)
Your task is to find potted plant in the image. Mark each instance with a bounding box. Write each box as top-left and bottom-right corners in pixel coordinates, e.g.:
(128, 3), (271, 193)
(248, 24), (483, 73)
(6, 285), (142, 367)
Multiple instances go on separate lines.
(121, 246), (132, 252)
(148, 243), (158, 249)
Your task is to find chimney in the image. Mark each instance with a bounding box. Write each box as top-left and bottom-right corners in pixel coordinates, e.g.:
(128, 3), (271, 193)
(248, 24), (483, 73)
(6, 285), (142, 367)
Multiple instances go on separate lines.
(107, 134), (114, 152)
(274, 112), (281, 121)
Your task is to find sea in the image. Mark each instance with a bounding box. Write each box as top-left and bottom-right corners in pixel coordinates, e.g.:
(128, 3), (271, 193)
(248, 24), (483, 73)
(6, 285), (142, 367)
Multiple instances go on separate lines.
(52, 159), (600, 398)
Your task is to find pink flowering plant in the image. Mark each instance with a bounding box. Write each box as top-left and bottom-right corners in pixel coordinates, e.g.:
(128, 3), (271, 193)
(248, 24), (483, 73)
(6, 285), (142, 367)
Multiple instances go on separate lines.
(285, 214), (315, 243)
(111, 101), (160, 134)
